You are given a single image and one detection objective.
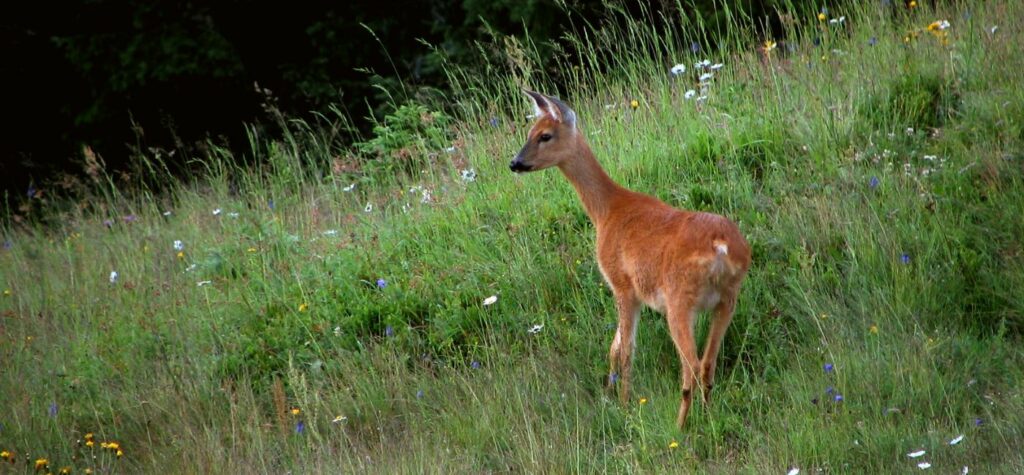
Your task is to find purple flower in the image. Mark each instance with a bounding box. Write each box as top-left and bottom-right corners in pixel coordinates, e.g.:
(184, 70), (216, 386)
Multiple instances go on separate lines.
(826, 386), (835, 395)
(609, 373), (619, 385)
(834, 394), (844, 402)
(122, 214), (137, 223)
(974, 418), (984, 426)
(295, 421), (305, 434)
(690, 42), (700, 53)
(385, 325), (394, 338)
(901, 253), (911, 265)
(489, 117), (499, 128)
(48, 402), (58, 417)
(416, 389), (424, 399)
(824, 363), (834, 373)
(470, 361), (481, 369)
(103, 219), (114, 229)
(2, 240), (11, 250)
(376, 278), (387, 289)
(868, 37), (878, 46)
(869, 176), (880, 188)
(268, 199), (275, 210)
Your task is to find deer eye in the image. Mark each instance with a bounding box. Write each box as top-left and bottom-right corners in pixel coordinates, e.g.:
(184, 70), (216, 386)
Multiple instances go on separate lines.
(539, 133), (553, 142)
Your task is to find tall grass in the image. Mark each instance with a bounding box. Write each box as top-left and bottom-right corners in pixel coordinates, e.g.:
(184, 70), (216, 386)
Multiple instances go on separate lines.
(2, 0), (1023, 473)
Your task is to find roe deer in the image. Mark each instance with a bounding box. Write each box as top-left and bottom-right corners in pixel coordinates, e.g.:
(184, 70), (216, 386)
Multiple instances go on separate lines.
(509, 90), (751, 428)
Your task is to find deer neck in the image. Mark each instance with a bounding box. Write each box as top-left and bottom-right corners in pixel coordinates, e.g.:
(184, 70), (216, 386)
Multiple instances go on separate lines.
(556, 136), (621, 226)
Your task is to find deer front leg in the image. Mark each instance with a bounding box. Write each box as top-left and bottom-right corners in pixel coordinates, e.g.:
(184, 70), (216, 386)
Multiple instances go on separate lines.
(607, 290), (640, 405)
(666, 298), (699, 428)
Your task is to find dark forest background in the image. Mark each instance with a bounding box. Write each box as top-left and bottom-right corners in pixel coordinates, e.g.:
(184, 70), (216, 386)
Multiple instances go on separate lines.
(1, 0), (815, 201)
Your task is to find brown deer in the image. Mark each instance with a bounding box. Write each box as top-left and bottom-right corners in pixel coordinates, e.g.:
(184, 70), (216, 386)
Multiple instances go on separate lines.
(510, 90), (751, 428)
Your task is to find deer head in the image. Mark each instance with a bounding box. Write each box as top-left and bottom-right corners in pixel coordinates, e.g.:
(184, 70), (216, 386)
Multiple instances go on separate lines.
(510, 90), (579, 173)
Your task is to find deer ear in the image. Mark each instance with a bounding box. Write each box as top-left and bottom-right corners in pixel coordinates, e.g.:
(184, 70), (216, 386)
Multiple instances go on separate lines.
(545, 95), (577, 129)
(523, 89), (551, 119)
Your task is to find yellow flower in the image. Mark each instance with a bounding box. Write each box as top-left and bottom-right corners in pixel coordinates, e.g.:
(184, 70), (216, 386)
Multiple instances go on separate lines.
(247, 247), (257, 253)
(84, 470), (93, 475)
(818, 13), (826, 21)
(869, 324), (879, 334)
(85, 440), (94, 448)
(668, 441), (679, 449)
(35, 458), (49, 471)
(639, 397), (648, 405)
(298, 303), (309, 312)
(0, 450), (12, 461)
(291, 407), (301, 416)
(116, 449), (124, 458)
(909, 0), (917, 8)
(84, 432), (94, 441)
(176, 251), (184, 259)
(60, 467), (72, 474)
(764, 40), (777, 52)
(2, 289), (10, 297)
(629, 99), (639, 110)
(104, 442), (119, 451)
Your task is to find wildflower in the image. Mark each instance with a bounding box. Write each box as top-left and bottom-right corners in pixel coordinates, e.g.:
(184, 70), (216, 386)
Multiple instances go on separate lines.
(834, 394), (844, 402)
(0, 450), (13, 462)
(109, 271), (119, 284)
(49, 402), (58, 417)
(787, 469), (800, 475)
(907, 450), (926, 458)
(990, 26), (998, 34)
(85, 440), (94, 448)
(103, 219), (114, 229)
(227, 212), (239, 218)
(331, 415), (347, 424)
(85, 469), (93, 474)
(295, 421), (305, 434)
(829, 16), (846, 25)
(826, 386), (835, 395)
(376, 278), (387, 289)
(639, 398), (648, 405)
(668, 441), (679, 449)
(690, 42), (700, 53)
(949, 434), (964, 445)
(445, 146), (457, 153)
(323, 229), (338, 236)
(267, 199), (275, 210)
(291, 407), (301, 416)
(298, 303), (308, 312)
(212, 208), (222, 216)
(528, 324), (544, 334)
(104, 442), (120, 451)
(818, 12), (826, 21)
(116, 449), (123, 458)
(694, 59), (711, 69)
(974, 417), (983, 426)
(699, 73), (713, 83)
(684, 90), (697, 100)
(27, 185), (36, 198)
(962, 466), (969, 474)
(2, 240), (10, 250)
(824, 363), (834, 373)
(60, 467), (72, 474)
(763, 40), (777, 53)
(869, 37), (878, 46)
(608, 373), (619, 384)
(343, 183), (356, 192)
(173, 240), (184, 251)
(909, 0), (917, 8)
(489, 117), (499, 128)
(483, 295), (498, 306)
(709, 63), (724, 70)
(630, 99), (639, 110)
(177, 251), (185, 259)
(385, 326), (394, 337)
(197, 281), (212, 287)
(470, 361), (481, 369)
(460, 169), (477, 182)
(901, 253), (911, 264)
(35, 458), (49, 471)
(927, 20), (951, 31)
(670, 63), (686, 75)
(416, 389), (424, 399)
(364, 203), (373, 213)
(870, 324), (879, 334)
(918, 462), (931, 469)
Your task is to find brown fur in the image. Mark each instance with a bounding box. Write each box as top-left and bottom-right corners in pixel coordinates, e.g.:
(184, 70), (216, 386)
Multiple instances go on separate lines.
(511, 91), (751, 429)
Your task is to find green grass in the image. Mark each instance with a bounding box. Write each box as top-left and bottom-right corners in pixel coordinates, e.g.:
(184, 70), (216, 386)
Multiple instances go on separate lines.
(3, 1), (1024, 473)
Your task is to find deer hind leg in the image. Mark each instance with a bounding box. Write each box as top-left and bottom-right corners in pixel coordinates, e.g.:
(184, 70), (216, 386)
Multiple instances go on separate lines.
(699, 292), (737, 405)
(666, 298), (699, 429)
(607, 290), (640, 405)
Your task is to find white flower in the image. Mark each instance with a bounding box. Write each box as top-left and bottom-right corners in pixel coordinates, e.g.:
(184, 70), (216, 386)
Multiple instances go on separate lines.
(949, 434), (964, 445)
(227, 212), (239, 218)
(907, 450), (926, 458)
(990, 25), (998, 34)
(461, 169), (477, 182)
(696, 95), (708, 103)
(197, 280), (212, 287)
(185, 264), (197, 272)
(173, 240), (184, 251)
(923, 155), (937, 161)
(212, 208), (222, 216)
(937, 20), (950, 30)
(333, 326), (342, 336)
(695, 59), (711, 69)
(163, 211), (172, 216)
(918, 462), (931, 470)
(670, 63), (687, 75)
(905, 127), (915, 135)
(364, 203), (373, 213)
(109, 271), (119, 284)
(709, 63), (724, 70)
(786, 469), (800, 475)
(420, 190), (432, 204)
(323, 230), (338, 236)
(962, 466), (969, 474)
(331, 415), (348, 424)
(343, 183), (356, 192)
(684, 90), (697, 100)
(445, 146), (457, 153)
(699, 72), (713, 82)
(528, 324), (544, 334)
(829, 16), (845, 25)
(603, 104), (616, 109)
(483, 295), (498, 306)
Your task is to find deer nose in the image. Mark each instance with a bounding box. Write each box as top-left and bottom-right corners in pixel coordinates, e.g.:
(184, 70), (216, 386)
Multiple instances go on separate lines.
(509, 159), (531, 172)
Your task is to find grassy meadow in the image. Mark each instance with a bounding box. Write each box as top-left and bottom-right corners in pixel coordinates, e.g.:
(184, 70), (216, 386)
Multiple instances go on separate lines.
(2, 0), (1024, 473)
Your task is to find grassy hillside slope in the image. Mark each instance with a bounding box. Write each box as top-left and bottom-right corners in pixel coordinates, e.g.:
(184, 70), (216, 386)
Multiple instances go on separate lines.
(2, 1), (1023, 473)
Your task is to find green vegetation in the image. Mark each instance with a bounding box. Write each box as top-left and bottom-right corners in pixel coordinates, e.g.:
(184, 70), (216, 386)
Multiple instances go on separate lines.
(2, 1), (1023, 473)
